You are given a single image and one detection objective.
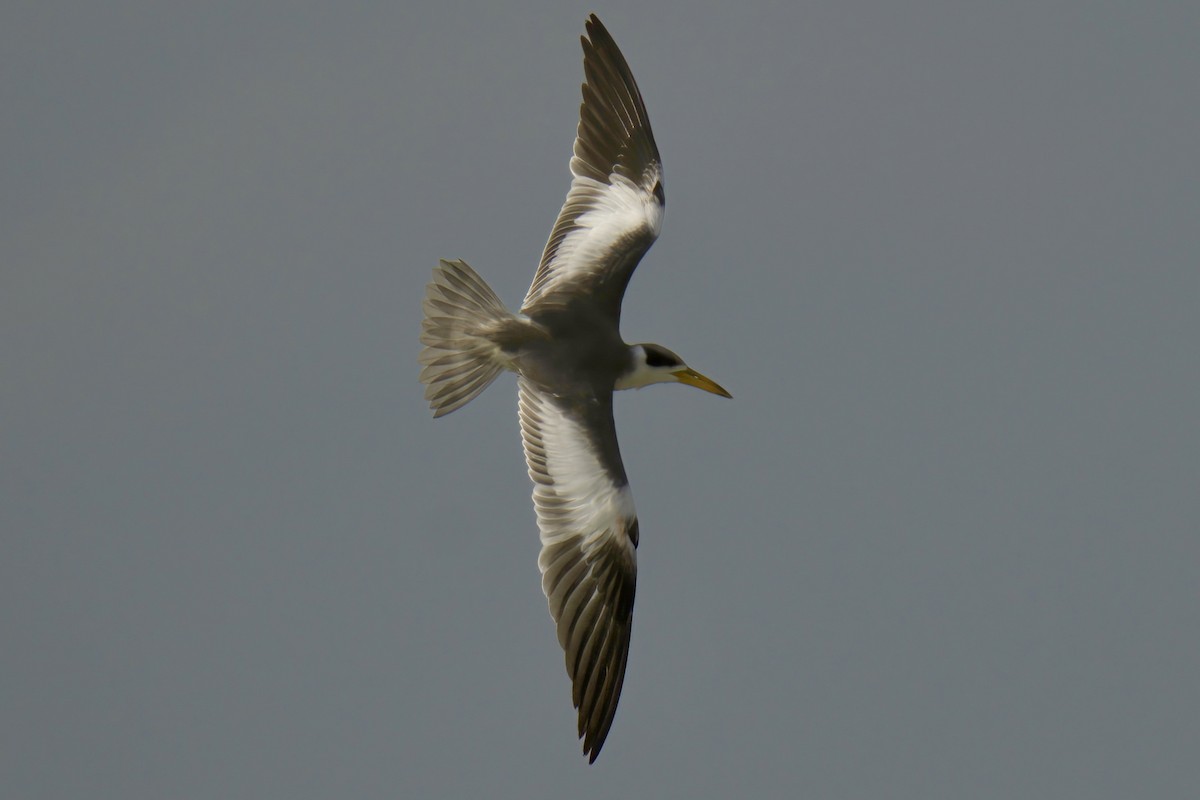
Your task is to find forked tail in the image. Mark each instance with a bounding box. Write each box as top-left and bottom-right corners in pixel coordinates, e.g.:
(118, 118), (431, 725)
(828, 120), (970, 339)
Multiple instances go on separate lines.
(419, 259), (516, 417)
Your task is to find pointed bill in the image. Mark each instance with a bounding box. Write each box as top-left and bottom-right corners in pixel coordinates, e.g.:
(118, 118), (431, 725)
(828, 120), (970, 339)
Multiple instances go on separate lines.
(672, 367), (732, 398)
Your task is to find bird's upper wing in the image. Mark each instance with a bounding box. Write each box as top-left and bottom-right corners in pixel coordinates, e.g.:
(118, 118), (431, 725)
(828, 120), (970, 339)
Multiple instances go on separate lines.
(517, 377), (638, 763)
(521, 14), (664, 322)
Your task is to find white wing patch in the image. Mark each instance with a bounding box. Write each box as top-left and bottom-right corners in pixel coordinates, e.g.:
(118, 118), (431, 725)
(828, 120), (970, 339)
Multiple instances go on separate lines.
(521, 377), (637, 535)
(522, 168), (664, 310)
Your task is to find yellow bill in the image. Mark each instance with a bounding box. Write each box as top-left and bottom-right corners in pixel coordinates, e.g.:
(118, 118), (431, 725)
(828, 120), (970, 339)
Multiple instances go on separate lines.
(673, 368), (732, 398)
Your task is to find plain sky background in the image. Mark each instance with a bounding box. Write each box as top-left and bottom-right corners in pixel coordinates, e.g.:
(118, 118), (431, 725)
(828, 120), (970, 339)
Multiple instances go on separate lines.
(4, 1), (1198, 797)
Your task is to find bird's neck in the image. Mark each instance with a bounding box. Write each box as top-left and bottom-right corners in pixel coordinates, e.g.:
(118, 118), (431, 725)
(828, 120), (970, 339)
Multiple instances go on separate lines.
(615, 345), (663, 391)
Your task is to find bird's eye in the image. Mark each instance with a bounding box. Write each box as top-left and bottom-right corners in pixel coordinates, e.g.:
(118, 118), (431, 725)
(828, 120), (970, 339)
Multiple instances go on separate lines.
(644, 348), (677, 368)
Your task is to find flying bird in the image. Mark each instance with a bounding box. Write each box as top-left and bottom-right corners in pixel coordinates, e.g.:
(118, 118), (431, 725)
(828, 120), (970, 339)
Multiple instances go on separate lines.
(419, 14), (730, 762)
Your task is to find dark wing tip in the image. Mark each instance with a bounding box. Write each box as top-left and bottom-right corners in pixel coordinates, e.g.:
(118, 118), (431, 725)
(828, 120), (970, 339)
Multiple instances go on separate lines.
(573, 13), (660, 187)
(570, 526), (637, 763)
(584, 15), (619, 57)
(578, 628), (631, 763)
(581, 16), (604, 61)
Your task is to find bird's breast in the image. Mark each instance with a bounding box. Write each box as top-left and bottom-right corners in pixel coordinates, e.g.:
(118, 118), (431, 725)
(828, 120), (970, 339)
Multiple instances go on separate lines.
(516, 306), (629, 393)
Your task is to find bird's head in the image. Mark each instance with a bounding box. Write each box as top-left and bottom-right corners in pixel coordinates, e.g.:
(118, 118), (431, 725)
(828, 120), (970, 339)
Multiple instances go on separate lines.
(616, 343), (732, 397)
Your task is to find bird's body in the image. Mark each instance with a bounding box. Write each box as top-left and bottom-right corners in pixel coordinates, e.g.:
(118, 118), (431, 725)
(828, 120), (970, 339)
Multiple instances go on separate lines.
(419, 15), (729, 762)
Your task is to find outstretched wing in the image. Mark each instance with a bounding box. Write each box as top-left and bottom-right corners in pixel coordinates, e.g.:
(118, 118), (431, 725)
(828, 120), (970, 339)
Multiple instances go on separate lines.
(517, 378), (639, 762)
(521, 14), (664, 322)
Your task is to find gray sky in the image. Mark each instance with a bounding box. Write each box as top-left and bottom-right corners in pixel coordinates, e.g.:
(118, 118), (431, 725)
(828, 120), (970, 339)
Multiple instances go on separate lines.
(4, 1), (1198, 797)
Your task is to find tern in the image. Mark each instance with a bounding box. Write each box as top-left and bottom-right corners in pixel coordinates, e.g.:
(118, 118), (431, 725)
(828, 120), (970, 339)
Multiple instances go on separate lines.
(419, 14), (730, 762)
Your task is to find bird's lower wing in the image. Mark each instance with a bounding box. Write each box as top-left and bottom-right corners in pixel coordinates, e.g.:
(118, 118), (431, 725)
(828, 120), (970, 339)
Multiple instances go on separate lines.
(517, 378), (638, 762)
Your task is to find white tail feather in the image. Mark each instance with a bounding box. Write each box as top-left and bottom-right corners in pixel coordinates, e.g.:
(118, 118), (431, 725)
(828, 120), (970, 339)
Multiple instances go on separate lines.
(419, 259), (515, 417)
